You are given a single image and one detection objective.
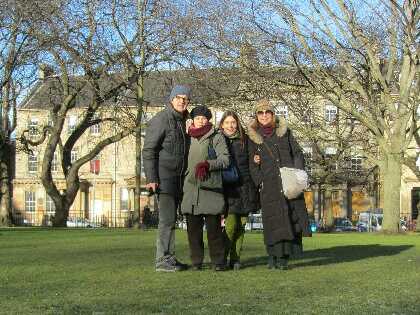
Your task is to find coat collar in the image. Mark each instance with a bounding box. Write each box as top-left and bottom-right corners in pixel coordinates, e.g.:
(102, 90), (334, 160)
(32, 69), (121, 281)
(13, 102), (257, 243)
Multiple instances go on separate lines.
(247, 116), (288, 145)
(194, 126), (216, 142)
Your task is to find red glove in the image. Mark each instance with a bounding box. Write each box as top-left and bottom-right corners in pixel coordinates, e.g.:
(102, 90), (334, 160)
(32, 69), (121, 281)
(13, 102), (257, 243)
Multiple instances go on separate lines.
(195, 161), (210, 181)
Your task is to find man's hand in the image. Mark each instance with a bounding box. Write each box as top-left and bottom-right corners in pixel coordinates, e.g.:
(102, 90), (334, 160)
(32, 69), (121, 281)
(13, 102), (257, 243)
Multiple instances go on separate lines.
(186, 119), (193, 131)
(254, 154), (261, 165)
(146, 182), (159, 192)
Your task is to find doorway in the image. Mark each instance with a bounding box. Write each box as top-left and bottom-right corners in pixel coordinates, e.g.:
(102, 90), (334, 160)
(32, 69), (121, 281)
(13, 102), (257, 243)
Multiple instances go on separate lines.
(412, 188), (420, 219)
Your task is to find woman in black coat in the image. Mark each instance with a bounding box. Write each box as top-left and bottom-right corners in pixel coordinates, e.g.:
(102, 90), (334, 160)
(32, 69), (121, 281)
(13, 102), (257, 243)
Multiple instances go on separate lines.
(219, 111), (259, 270)
(248, 99), (311, 270)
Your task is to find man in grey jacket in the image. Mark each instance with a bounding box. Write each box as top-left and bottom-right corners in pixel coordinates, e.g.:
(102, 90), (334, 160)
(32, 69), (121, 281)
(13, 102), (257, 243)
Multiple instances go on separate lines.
(142, 85), (191, 272)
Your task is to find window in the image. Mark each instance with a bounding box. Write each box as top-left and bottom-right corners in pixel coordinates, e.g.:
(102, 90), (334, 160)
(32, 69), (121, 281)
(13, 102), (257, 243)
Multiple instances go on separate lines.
(28, 118), (39, 136)
(28, 152), (38, 173)
(325, 147), (337, 171)
(90, 113), (101, 135)
(47, 115), (54, 127)
(90, 155), (100, 174)
(45, 194), (56, 214)
(325, 104), (337, 124)
(51, 152), (59, 172)
(90, 124), (100, 135)
(274, 104), (288, 119)
(303, 146), (312, 174)
(71, 149), (78, 163)
(351, 156), (363, 171)
(120, 188), (129, 211)
(68, 115), (77, 133)
(25, 191), (36, 212)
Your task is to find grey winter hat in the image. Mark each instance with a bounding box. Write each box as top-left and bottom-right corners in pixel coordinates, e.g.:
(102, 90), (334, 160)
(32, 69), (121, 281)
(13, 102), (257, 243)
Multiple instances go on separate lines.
(169, 85), (191, 101)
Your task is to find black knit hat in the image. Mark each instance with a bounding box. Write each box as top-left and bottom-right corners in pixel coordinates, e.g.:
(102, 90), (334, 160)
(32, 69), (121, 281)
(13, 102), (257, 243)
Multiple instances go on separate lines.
(190, 105), (212, 120)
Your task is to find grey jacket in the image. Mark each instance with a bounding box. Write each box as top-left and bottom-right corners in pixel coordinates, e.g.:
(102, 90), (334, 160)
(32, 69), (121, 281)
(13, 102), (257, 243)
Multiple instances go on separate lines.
(181, 127), (229, 215)
(142, 104), (190, 195)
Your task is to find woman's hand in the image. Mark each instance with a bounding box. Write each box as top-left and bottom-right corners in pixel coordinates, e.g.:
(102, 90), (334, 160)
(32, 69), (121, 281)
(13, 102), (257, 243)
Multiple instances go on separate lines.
(195, 161), (210, 180)
(254, 154), (261, 165)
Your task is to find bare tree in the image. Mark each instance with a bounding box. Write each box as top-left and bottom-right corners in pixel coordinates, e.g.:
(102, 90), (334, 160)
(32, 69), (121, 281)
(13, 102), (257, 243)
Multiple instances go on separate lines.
(252, 0), (419, 233)
(107, 0), (192, 227)
(19, 1), (139, 227)
(179, 0), (419, 233)
(0, 2), (37, 226)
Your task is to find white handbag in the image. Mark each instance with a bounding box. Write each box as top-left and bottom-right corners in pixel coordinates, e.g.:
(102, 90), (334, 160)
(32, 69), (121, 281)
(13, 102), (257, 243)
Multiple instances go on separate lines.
(279, 167), (309, 199)
(263, 142), (309, 199)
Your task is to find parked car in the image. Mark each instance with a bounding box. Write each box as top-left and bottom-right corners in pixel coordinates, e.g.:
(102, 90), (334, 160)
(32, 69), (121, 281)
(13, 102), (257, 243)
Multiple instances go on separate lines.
(66, 217), (99, 228)
(334, 218), (356, 232)
(357, 211), (383, 232)
(245, 213), (263, 231)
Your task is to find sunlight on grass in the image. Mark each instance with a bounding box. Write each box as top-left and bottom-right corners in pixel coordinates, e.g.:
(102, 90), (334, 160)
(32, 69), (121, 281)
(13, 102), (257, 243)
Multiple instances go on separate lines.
(0, 229), (419, 314)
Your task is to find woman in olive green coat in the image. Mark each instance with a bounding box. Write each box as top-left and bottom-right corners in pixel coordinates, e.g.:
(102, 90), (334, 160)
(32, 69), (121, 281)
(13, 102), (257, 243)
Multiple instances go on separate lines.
(181, 105), (230, 271)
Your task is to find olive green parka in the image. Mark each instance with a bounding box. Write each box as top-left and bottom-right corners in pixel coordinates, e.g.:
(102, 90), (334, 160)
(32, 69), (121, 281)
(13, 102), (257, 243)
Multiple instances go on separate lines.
(181, 127), (229, 215)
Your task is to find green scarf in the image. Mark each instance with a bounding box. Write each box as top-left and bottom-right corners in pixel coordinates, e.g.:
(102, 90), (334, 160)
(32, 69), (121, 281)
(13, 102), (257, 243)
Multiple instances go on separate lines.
(223, 130), (240, 139)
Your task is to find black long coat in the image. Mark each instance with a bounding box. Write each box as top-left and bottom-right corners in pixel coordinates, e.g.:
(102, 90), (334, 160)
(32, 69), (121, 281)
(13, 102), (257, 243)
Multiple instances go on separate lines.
(248, 118), (311, 246)
(223, 134), (259, 216)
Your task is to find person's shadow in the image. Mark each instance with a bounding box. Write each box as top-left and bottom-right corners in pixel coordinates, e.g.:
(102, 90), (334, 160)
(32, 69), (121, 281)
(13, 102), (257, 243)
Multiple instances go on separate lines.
(242, 244), (413, 268)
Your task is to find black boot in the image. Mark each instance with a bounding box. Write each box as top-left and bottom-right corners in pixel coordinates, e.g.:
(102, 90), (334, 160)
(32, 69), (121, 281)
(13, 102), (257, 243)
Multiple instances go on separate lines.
(276, 256), (289, 270)
(267, 255), (276, 269)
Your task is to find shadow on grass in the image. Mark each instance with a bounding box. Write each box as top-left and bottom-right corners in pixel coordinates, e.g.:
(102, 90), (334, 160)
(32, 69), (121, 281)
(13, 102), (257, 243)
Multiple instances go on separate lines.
(242, 244), (414, 268)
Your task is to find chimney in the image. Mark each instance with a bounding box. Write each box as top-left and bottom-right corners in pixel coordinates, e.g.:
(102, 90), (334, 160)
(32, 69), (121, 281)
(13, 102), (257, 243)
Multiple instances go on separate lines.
(238, 42), (259, 69)
(38, 64), (54, 81)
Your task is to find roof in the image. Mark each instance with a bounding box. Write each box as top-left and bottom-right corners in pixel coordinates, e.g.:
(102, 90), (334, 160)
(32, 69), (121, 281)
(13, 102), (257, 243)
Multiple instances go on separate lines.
(20, 69), (244, 109)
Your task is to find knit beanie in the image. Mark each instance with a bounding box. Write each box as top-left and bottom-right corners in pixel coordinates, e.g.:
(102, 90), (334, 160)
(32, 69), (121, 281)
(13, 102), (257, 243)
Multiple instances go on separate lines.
(190, 105), (212, 120)
(169, 85), (191, 102)
(254, 98), (274, 114)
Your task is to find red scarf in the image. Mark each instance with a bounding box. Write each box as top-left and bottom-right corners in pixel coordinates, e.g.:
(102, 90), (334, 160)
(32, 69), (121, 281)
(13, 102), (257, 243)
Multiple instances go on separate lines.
(262, 125), (274, 137)
(188, 123), (212, 139)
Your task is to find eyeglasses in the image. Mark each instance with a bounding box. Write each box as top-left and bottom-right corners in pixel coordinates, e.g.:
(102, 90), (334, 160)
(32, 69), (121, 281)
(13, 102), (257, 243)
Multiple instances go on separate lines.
(175, 96), (189, 102)
(256, 110), (273, 116)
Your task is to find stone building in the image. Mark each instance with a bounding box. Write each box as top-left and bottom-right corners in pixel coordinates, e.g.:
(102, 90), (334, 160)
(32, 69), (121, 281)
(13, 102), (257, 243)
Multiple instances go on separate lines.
(12, 69), (420, 226)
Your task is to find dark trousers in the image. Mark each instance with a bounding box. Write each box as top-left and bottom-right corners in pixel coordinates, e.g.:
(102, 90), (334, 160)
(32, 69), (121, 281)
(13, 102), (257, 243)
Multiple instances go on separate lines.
(155, 193), (179, 262)
(186, 214), (225, 266)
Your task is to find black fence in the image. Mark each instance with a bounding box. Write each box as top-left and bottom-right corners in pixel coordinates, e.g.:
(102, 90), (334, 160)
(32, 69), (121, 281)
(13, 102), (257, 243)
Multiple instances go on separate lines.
(10, 210), (417, 231)
(11, 210), (158, 228)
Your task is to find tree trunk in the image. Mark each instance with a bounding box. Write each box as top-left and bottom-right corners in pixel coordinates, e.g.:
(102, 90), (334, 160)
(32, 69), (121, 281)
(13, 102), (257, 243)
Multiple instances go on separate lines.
(52, 199), (70, 227)
(134, 127), (142, 228)
(381, 153), (402, 233)
(317, 183), (322, 222)
(324, 188), (334, 230)
(0, 162), (11, 226)
(346, 183), (353, 220)
(134, 73), (145, 229)
(0, 144), (12, 226)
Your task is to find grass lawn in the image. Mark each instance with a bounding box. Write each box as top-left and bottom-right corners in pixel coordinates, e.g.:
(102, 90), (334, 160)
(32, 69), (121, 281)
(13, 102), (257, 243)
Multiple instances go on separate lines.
(0, 228), (419, 315)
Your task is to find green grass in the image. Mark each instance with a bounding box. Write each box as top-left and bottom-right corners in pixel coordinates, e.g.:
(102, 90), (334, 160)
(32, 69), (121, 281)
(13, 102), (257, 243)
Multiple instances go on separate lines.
(0, 228), (419, 315)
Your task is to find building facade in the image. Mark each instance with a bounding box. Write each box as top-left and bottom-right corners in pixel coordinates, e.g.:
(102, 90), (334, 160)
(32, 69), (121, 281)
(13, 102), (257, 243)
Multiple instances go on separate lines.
(12, 72), (420, 227)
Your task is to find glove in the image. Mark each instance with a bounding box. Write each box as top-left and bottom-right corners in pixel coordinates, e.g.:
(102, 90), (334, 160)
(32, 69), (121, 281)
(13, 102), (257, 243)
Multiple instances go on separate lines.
(195, 161), (210, 181)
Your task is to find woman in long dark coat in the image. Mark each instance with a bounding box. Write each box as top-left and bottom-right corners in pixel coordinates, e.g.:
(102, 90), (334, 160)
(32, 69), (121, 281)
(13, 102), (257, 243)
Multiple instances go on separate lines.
(219, 111), (259, 270)
(248, 99), (311, 270)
